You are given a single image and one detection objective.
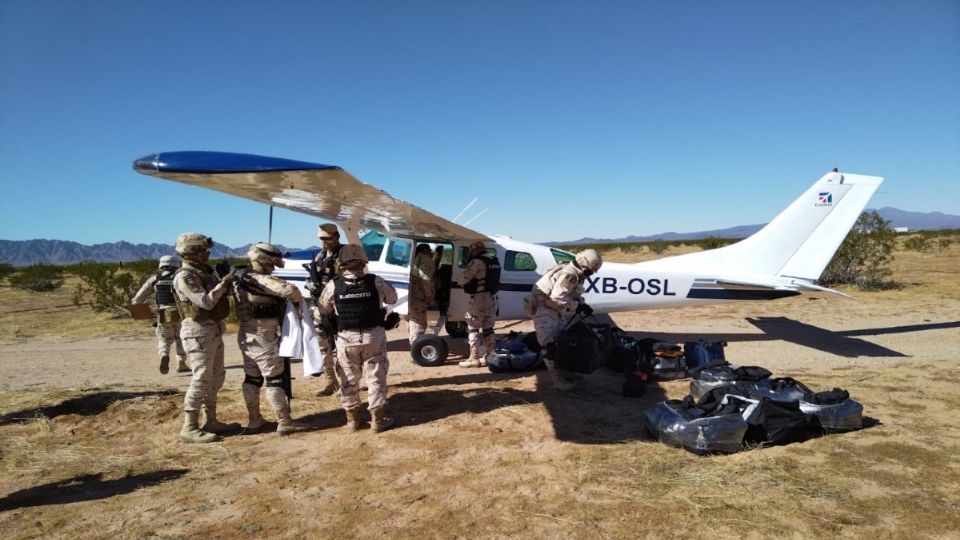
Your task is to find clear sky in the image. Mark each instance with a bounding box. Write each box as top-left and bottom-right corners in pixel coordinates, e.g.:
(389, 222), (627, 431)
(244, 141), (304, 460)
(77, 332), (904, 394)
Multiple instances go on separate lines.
(1, 0), (958, 249)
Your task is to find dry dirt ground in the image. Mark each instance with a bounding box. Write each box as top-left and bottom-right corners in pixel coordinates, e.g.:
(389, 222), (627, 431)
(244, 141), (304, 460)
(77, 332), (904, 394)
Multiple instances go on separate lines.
(0, 244), (958, 539)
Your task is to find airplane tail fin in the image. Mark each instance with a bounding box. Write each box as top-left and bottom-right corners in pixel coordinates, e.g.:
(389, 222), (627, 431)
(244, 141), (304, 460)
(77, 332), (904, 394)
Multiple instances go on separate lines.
(652, 170), (883, 282)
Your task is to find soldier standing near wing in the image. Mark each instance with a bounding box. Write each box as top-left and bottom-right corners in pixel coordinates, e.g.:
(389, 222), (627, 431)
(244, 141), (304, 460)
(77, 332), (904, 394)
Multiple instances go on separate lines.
(530, 249), (603, 391)
(407, 243), (436, 345)
(131, 255), (188, 374)
(456, 241), (501, 368)
(317, 244), (399, 433)
(172, 232), (240, 443)
(306, 223), (343, 397)
(234, 243), (312, 436)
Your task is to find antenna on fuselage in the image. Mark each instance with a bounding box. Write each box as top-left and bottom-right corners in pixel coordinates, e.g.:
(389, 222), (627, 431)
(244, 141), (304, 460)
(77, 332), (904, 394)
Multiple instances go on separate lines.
(268, 205), (274, 243)
(462, 207), (491, 227)
(452, 197), (478, 223)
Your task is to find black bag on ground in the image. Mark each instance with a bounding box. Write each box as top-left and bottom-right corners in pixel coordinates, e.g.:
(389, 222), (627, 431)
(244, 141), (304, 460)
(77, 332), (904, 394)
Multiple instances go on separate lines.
(643, 396), (747, 455)
(488, 331), (543, 373)
(800, 388), (863, 433)
(698, 388), (810, 447)
(554, 322), (602, 374)
(689, 361), (773, 399)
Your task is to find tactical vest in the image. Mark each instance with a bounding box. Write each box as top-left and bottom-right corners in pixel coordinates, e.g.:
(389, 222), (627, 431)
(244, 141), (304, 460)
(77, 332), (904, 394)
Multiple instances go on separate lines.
(174, 266), (231, 323)
(154, 270), (177, 307)
(463, 254), (501, 294)
(314, 245), (342, 287)
(237, 271), (285, 320)
(334, 274), (384, 330)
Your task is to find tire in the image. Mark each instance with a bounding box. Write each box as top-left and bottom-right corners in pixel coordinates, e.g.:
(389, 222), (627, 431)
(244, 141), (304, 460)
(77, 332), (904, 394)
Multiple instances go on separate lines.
(444, 320), (468, 338)
(411, 334), (449, 367)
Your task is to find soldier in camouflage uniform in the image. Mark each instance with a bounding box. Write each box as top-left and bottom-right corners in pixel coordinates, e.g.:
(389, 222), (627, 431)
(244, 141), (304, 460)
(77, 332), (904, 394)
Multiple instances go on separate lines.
(407, 243), (436, 345)
(531, 249), (602, 391)
(234, 243), (312, 436)
(306, 223), (343, 396)
(317, 244), (399, 433)
(131, 255), (188, 374)
(456, 241), (501, 368)
(172, 232), (240, 443)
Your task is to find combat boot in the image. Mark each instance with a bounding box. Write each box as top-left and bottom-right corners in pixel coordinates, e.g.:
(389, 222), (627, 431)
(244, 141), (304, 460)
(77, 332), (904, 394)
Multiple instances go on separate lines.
(370, 406), (396, 433)
(159, 354), (170, 375)
(344, 407), (364, 431)
(314, 375), (340, 397)
(201, 405), (241, 434)
(242, 384), (268, 433)
(276, 410), (311, 436)
(180, 411), (221, 444)
(458, 358), (482, 368)
(176, 357), (190, 373)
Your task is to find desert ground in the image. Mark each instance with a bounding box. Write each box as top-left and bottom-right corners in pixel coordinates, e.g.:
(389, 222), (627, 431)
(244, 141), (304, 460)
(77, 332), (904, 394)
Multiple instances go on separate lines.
(0, 242), (958, 539)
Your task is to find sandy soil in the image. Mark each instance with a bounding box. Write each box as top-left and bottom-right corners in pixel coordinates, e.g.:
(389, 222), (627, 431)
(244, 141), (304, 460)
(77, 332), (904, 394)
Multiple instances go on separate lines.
(1, 244), (959, 539)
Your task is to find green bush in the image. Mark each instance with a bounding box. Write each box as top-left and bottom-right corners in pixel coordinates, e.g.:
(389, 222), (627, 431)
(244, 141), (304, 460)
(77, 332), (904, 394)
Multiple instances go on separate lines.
(71, 260), (156, 312)
(7, 263), (65, 292)
(902, 236), (931, 253)
(820, 211), (897, 290)
(0, 262), (15, 280)
(936, 238), (953, 252)
(648, 239), (668, 255)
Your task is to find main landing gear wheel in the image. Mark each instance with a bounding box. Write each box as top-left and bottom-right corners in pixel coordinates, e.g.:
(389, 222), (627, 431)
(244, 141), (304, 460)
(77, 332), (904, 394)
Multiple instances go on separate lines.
(411, 334), (449, 367)
(444, 320), (468, 338)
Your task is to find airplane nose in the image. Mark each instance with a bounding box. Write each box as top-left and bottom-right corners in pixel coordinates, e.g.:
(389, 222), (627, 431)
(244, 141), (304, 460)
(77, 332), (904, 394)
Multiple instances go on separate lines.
(132, 153), (161, 172)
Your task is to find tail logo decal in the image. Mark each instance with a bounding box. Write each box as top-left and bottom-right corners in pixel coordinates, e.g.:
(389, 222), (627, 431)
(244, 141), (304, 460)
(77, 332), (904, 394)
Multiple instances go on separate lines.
(816, 192), (833, 206)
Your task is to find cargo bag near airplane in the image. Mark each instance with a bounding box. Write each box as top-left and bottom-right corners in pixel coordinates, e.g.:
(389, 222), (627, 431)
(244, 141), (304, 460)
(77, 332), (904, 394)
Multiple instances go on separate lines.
(688, 360), (773, 399)
(683, 340), (727, 371)
(486, 332), (542, 372)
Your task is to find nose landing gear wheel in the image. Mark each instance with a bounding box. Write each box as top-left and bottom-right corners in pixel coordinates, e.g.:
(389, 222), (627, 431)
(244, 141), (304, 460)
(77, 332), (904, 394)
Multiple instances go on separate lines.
(411, 334), (449, 366)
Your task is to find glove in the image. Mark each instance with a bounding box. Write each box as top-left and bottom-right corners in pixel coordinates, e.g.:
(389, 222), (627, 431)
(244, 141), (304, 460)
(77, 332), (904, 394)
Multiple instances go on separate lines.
(576, 302), (593, 316)
(215, 259), (232, 279)
(219, 272), (236, 286)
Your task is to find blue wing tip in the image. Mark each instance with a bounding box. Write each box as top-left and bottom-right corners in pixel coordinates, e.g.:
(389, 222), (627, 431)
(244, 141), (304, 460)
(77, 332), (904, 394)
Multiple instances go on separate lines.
(132, 151), (341, 174)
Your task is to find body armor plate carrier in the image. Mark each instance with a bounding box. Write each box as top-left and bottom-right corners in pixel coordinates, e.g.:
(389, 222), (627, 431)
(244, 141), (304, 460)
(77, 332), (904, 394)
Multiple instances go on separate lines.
(154, 270), (177, 307)
(463, 254), (502, 294)
(334, 274), (384, 330)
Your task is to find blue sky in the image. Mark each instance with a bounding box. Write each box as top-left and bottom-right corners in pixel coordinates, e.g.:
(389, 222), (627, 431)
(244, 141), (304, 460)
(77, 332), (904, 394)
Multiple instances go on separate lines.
(1, 1), (958, 249)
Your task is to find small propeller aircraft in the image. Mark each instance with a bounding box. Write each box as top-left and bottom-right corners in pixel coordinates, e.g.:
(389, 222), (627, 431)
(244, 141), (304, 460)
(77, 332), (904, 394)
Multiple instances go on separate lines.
(134, 151), (883, 366)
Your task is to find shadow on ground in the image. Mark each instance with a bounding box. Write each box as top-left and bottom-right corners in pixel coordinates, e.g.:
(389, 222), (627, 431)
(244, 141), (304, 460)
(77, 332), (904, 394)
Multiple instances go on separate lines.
(0, 469), (188, 512)
(0, 390), (179, 426)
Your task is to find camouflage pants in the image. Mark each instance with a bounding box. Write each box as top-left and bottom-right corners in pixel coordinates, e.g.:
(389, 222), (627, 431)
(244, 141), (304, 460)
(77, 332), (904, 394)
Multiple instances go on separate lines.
(532, 305), (564, 348)
(465, 293), (497, 361)
(310, 305), (339, 380)
(156, 320), (184, 359)
(336, 328), (389, 411)
(407, 284), (433, 344)
(238, 326), (288, 417)
(181, 326), (226, 412)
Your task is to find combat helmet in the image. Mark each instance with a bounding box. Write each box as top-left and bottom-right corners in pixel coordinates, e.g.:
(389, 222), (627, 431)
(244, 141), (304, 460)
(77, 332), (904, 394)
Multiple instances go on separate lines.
(575, 249), (603, 274)
(247, 242), (285, 268)
(339, 244), (368, 266)
(158, 255), (180, 269)
(175, 233), (213, 256)
(318, 223), (339, 240)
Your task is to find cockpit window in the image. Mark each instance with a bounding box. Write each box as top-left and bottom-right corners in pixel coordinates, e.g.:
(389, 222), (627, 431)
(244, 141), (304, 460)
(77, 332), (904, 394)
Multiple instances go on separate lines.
(361, 230), (386, 262)
(551, 248), (576, 264)
(505, 250), (537, 271)
(385, 239), (412, 267)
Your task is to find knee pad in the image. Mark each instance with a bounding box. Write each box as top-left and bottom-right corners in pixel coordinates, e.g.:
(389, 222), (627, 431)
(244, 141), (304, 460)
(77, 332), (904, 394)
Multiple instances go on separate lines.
(243, 374), (264, 387)
(265, 374), (284, 388)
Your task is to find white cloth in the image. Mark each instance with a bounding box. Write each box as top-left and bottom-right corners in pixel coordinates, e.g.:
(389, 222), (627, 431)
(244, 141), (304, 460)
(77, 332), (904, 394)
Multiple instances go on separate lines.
(279, 301), (325, 377)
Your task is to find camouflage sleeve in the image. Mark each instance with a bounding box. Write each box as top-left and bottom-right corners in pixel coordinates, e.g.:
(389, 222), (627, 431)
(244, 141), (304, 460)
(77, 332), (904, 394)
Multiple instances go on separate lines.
(259, 275), (303, 303)
(375, 276), (398, 305)
(549, 269), (581, 310)
(456, 259), (485, 286)
(316, 281), (336, 315)
(131, 275), (157, 304)
(173, 272), (230, 310)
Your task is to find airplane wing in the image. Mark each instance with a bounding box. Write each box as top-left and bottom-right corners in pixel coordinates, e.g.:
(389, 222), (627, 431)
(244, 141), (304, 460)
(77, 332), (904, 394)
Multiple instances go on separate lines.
(133, 151), (490, 242)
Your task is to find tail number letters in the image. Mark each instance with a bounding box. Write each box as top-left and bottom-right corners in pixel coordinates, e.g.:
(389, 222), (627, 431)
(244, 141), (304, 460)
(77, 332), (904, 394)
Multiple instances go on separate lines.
(585, 277), (676, 296)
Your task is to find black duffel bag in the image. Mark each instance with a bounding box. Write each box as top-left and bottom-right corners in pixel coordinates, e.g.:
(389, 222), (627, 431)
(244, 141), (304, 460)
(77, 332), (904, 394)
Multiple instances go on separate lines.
(554, 321), (603, 374)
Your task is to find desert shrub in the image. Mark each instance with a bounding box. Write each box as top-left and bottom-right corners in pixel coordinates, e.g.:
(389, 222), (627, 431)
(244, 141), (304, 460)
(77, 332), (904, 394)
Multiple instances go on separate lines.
(7, 263), (65, 292)
(0, 262), (15, 280)
(695, 236), (736, 250)
(936, 238), (952, 252)
(902, 236), (931, 253)
(72, 260), (156, 312)
(820, 211), (897, 290)
(648, 239), (668, 255)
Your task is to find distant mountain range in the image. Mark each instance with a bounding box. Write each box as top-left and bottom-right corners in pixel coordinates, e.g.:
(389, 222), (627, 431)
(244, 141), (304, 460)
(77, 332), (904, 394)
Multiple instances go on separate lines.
(2, 207), (958, 267)
(550, 207), (960, 246)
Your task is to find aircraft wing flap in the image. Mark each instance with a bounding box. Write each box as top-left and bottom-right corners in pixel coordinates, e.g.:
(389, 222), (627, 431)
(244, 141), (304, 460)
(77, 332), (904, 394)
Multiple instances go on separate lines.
(134, 151), (490, 242)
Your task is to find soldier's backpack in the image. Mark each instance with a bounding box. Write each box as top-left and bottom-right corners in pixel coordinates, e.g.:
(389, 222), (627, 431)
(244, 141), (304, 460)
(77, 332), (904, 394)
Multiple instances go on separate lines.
(488, 332), (543, 373)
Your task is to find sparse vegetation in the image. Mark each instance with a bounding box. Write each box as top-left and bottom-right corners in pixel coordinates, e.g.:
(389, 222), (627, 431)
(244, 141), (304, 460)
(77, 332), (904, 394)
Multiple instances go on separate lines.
(0, 263), (15, 281)
(557, 236), (740, 254)
(7, 263), (65, 292)
(902, 235), (931, 253)
(820, 211), (898, 290)
(70, 260), (155, 313)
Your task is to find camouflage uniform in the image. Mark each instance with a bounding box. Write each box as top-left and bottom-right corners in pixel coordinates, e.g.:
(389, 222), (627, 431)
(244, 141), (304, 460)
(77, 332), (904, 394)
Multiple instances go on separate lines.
(407, 249), (436, 344)
(317, 255), (398, 433)
(132, 271), (187, 373)
(306, 226), (343, 395)
(234, 243), (310, 436)
(456, 244), (501, 367)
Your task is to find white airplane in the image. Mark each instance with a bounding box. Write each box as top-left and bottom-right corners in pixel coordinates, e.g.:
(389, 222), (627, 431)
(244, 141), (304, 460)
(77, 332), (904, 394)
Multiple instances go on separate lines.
(133, 151), (883, 366)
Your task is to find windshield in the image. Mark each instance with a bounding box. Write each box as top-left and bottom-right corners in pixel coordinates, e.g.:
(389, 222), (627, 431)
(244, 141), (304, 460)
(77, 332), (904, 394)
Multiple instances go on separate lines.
(361, 230), (386, 262)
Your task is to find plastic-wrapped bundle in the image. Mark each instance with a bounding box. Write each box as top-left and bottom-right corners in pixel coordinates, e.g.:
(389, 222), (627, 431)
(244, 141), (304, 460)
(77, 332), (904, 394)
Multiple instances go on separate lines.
(743, 377), (808, 403)
(643, 397), (749, 455)
(488, 332), (543, 373)
(688, 361), (772, 399)
(800, 389), (863, 432)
